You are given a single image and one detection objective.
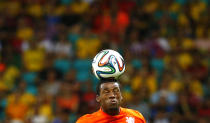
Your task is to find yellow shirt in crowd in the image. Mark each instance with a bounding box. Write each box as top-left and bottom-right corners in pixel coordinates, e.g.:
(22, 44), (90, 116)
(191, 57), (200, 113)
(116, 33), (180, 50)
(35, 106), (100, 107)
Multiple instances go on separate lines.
(23, 48), (45, 72)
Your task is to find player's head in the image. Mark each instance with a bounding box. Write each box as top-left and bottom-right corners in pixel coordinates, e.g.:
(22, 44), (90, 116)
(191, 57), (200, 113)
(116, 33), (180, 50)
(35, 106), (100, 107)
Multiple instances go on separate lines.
(96, 79), (123, 112)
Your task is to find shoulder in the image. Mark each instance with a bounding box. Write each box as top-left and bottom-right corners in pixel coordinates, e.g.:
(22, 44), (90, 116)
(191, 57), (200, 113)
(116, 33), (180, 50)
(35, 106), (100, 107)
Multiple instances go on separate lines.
(76, 111), (100, 123)
(121, 107), (146, 122)
(76, 114), (92, 123)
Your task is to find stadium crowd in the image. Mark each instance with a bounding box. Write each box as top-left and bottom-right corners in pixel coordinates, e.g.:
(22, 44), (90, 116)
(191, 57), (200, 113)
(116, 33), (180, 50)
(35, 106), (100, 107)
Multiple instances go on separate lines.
(0, 0), (209, 123)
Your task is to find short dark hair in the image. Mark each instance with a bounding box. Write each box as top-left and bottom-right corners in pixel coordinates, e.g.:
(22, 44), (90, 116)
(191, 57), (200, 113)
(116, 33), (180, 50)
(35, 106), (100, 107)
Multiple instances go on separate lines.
(96, 78), (118, 96)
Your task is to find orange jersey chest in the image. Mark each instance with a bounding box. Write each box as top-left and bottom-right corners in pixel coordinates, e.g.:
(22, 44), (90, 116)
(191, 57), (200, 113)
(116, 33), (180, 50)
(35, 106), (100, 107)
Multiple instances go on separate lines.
(77, 107), (146, 123)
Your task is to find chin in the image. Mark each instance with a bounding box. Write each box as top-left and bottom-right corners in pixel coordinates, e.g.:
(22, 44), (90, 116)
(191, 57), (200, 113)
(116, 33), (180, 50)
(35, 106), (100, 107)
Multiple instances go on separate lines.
(109, 104), (119, 109)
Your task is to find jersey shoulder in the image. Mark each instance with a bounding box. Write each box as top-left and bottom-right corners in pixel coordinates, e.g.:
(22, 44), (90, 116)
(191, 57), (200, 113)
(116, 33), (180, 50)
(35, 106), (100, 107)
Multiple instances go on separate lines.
(76, 114), (91, 123)
(76, 111), (100, 123)
(121, 107), (146, 122)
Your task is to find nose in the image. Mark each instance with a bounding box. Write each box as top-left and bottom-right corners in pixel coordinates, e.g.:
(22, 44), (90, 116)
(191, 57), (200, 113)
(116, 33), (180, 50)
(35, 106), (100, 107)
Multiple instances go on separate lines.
(108, 92), (116, 99)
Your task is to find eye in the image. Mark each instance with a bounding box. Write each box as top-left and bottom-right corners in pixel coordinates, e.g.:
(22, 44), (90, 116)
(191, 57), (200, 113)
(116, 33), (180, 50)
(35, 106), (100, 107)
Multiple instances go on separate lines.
(104, 90), (109, 93)
(113, 88), (119, 93)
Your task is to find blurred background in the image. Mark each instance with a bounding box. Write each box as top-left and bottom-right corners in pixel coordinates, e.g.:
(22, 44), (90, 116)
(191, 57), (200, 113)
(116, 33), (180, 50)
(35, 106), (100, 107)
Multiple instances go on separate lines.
(0, 0), (209, 123)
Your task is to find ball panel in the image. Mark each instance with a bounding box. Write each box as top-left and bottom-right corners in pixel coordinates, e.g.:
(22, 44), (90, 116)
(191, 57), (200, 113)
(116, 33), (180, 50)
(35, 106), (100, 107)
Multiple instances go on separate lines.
(116, 57), (124, 72)
(98, 50), (109, 67)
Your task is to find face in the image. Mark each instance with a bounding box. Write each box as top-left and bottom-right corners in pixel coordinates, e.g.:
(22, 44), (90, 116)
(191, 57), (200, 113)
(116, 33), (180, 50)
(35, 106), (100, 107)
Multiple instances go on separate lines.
(97, 82), (122, 110)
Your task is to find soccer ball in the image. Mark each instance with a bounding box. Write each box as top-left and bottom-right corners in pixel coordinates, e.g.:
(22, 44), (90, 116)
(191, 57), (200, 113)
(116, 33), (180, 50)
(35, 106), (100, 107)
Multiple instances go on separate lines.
(92, 49), (125, 80)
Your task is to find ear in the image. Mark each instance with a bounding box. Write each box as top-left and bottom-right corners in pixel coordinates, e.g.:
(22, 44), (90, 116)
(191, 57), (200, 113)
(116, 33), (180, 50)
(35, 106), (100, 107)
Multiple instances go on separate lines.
(96, 95), (100, 103)
(120, 94), (123, 102)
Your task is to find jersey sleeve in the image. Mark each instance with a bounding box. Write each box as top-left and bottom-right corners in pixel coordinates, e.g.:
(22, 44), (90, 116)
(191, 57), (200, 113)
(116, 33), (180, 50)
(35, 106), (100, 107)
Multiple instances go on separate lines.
(76, 118), (83, 123)
(125, 108), (146, 123)
(133, 110), (146, 123)
(76, 115), (90, 123)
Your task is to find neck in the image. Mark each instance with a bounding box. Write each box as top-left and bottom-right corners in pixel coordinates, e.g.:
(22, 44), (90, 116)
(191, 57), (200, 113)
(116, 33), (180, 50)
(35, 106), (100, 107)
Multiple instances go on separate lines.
(102, 107), (120, 116)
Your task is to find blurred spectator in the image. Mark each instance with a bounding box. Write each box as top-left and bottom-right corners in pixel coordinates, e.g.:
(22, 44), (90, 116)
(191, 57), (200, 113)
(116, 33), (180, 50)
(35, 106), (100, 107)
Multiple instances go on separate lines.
(76, 27), (101, 59)
(198, 97), (210, 121)
(6, 91), (29, 122)
(56, 82), (80, 113)
(42, 70), (61, 97)
(37, 28), (55, 54)
(23, 40), (45, 72)
(54, 26), (73, 58)
(31, 103), (49, 123)
(81, 81), (98, 113)
(71, 0), (89, 15)
(16, 18), (34, 42)
(151, 75), (177, 105)
(52, 108), (72, 123)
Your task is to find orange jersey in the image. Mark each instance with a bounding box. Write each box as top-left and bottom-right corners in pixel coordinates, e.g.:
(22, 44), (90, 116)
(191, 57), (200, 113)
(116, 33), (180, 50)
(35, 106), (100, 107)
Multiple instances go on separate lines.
(76, 107), (146, 123)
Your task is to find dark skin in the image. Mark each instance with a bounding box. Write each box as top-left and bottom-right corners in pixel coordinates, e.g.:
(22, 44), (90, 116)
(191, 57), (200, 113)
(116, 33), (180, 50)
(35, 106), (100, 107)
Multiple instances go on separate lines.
(96, 82), (123, 116)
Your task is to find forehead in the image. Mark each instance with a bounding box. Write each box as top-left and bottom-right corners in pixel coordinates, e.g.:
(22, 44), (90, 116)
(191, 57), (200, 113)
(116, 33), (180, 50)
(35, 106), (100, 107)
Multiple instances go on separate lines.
(100, 82), (120, 90)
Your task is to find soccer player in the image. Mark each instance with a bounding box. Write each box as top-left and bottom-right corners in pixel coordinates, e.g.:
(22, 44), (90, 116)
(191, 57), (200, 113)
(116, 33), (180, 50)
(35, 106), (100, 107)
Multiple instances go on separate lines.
(76, 79), (146, 123)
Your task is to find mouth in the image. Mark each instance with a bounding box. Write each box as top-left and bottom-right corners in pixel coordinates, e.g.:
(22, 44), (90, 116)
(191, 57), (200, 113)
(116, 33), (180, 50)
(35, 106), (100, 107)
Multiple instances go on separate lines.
(110, 99), (117, 104)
